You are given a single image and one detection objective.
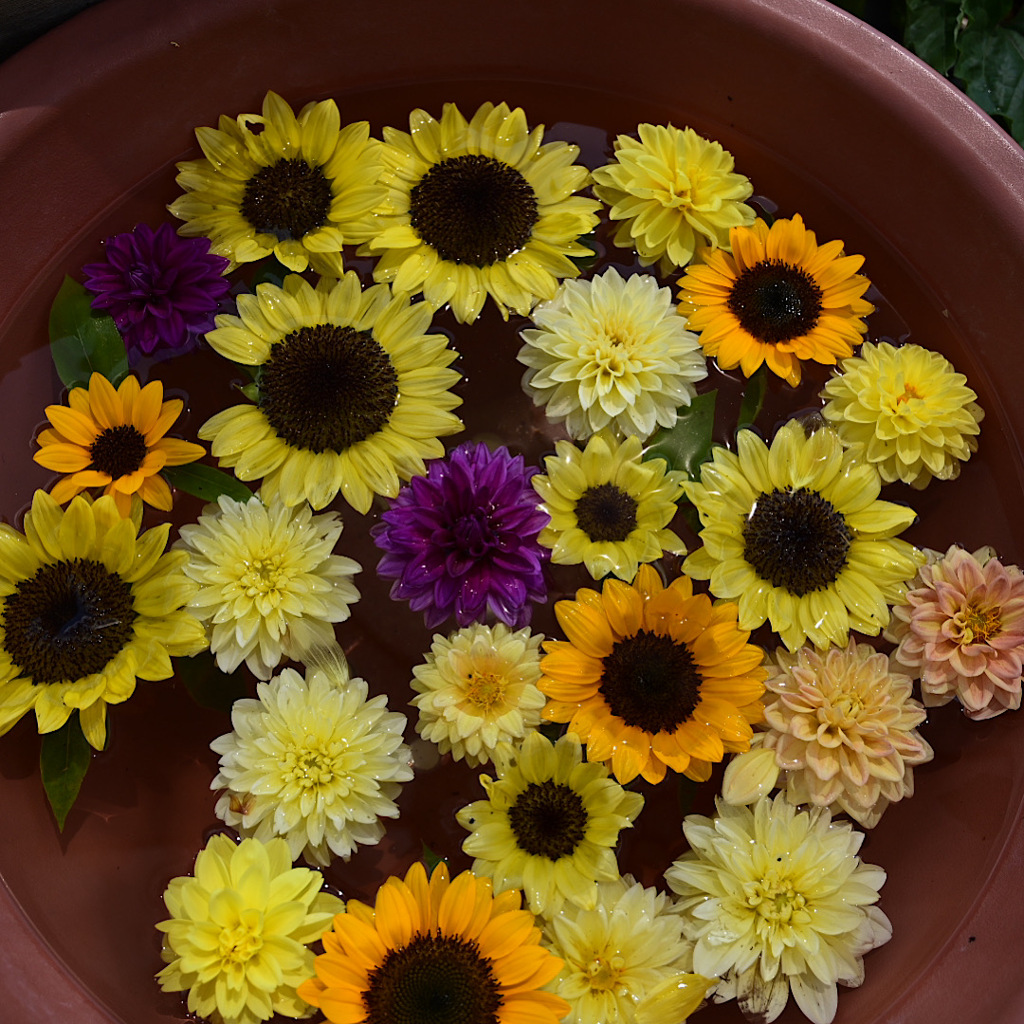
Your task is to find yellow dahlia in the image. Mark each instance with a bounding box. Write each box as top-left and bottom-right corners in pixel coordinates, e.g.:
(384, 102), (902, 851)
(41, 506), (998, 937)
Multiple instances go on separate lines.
(0, 490), (206, 749)
(683, 420), (924, 651)
(298, 861), (570, 1024)
(362, 101), (600, 323)
(538, 564), (766, 785)
(33, 371), (205, 518)
(169, 90), (384, 275)
(532, 432), (687, 581)
(199, 271), (462, 513)
(678, 214), (874, 386)
(591, 123), (755, 272)
(456, 731), (644, 917)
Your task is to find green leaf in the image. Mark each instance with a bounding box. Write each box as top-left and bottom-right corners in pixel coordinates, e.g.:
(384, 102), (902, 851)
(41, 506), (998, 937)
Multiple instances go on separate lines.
(569, 233), (600, 272)
(736, 365), (767, 433)
(956, 24), (1024, 143)
(176, 650), (248, 714)
(250, 256), (292, 290)
(239, 381), (260, 402)
(643, 391), (717, 479)
(422, 842), (448, 876)
(962, 0), (1012, 31)
(163, 464), (254, 504)
(40, 715), (92, 831)
(48, 276), (128, 390)
(905, 0), (962, 73)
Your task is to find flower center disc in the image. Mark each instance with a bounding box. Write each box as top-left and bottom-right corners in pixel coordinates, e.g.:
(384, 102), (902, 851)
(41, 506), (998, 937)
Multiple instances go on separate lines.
(364, 933), (501, 1024)
(742, 487), (852, 596)
(259, 324), (398, 453)
(727, 259), (824, 344)
(240, 157), (333, 239)
(90, 424), (149, 478)
(410, 154), (539, 266)
(2, 558), (137, 684)
(508, 781), (588, 860)
(574, 484), (638, 542)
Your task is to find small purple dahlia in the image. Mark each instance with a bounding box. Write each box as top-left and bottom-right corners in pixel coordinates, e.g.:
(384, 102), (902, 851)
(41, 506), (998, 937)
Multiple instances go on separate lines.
(82, 222), (230, 355)
(372, 442), (550, 629)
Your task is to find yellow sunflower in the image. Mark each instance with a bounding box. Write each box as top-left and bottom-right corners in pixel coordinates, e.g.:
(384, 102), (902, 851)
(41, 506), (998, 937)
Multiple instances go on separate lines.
(33, 371), (205, 518)
(539, 564), (766, 785)
(362, 101), (601, 323)
(677, 214), (874, 386)
(682, 420), (925, 651)
(298, 861), (570, 1024)
(170, 90), (384, 275)
(199, 271), (463, 513)
(0, 490), (207, 749)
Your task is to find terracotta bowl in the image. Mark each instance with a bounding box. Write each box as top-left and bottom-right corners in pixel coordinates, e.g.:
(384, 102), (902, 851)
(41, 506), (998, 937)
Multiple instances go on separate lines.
(1, 1), (1023, 1022)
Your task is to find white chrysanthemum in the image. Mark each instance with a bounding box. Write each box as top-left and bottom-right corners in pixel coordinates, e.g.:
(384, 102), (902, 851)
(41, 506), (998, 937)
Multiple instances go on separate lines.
(211, 653), (412, 866)
(411, 623), (546, 767)
(174, 493), (360, 679)
(667, 795), (892, 1024)
(518, 268), (707, 441)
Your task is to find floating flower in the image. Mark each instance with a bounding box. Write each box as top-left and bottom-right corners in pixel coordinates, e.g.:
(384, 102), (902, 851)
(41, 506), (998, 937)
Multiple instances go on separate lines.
(33, 371), (206, 518)
(174, 493), (360, 679)
(538, 564), (766, 785)
(886, 545), (1024, 720)
(169, 90), (383, 275)
(667, 795), (892, 1024)
(0, 490), (206, 749)
(211, 652), (412, 866)
(723, 641), (933, 828)
(542, 875), (711, 1024)
(411, 622), (546, 767)
(362, 100), (600, 323)
(517, 268), (707, 441)
(156, 834), (343, 1024)
(683, 420), (923, 651)
(532, 432), (686, 582)
(821, 340), (984, 489)
(372, 442), (549, 629)
(592, 123), (755, 272)
(82, 222), (230, 355)
(298, 860), (570, 1024)
(677, 214), (873, 386)
(456, 731), (644, 917)
(199, 272), (462, 513)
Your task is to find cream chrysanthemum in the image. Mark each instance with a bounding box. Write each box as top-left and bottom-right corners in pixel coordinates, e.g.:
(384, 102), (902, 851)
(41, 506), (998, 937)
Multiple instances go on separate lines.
(667, 795), (892, 1024)
(683, 420), (924, 650)
(211, 653), (412, 866)
(174, 494), (360, 679)
(592, 123), (755, 273)
(411, 623), (546, 767)
(198, 271), (462, 513)
(362, 101), (600, 323)
(532, 432), (686, 581)
(821, 340), (984, 488)
(517, 268), (707, 441)
(156, 834), (343, 1024)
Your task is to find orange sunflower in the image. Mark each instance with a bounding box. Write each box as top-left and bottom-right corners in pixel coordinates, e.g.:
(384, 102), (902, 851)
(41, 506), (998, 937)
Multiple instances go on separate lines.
(677, 213), (873, 386)
(34, 372), (205, 517)
(539, 564), (766, 785)
(299, 861), (569, 1024)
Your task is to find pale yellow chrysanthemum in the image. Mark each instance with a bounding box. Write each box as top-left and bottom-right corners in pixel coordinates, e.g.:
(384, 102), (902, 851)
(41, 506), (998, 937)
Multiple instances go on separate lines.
(156, 834), (343, 1024)
(532, 432), (686, 581)
(456, 730), (644, 917)
(667, 795), (892, 1024)
(517, 268), (708, 441)
(821, 340), (984, 488)
(592, 123), (755, 273)
(543, 875), (712, 1024)
(411, 622), (546, 767)
(174, 494), (360, 679)
(211, 653), (412, 866)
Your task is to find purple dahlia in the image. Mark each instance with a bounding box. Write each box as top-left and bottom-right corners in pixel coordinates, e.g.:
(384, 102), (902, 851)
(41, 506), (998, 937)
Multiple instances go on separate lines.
(372, 442), (550, 629)
(82, 222), (230, 355)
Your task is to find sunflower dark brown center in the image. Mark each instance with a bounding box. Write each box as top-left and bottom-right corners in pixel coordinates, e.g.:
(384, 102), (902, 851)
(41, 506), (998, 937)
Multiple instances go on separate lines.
(574, 484), (638, 542)
(410, 154), (538, 266)
(1, 559), (136, 685)
(727, 258), (824, 344)
(240, 158), (333, 240)
(363, 933), (501, 1024)
(259, 324), (398, 453)
(742, 486), (852, 596)
(508, 782), (588, 860)
(600, 629), (702, 733)
(89, 424), (149, 479)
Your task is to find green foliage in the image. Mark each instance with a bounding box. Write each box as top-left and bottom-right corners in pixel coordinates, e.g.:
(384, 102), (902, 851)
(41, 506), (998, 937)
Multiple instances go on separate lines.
(905, 0), (962, 71)
(48, 276), (128, 391)
(176, 649), (248, 714)
(736, 365), (767, 434)
(162, 463), (254, 504)
(40, 715), (92, 831)
(422, 842), (448, 875)
(643, 391), (717, 479)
